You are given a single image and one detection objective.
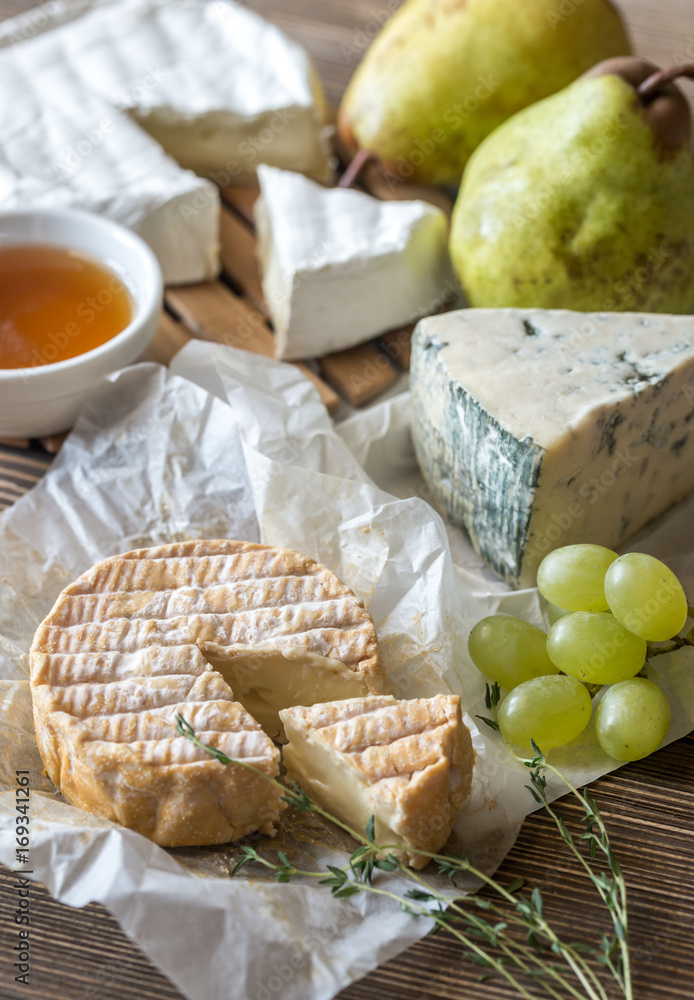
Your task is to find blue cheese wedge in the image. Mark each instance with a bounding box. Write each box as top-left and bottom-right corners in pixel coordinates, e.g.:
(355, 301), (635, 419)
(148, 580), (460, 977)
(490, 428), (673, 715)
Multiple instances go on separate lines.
(411, 309), (694, 587)
(30, 539), (386, 845)
(255, 165), (457, 360)
(280, 694), (474, 869)
(0, 0), (332, 282)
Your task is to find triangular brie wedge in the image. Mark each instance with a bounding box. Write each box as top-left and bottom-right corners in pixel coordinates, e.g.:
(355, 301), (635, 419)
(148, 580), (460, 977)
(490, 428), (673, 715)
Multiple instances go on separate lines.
(280, 694), (474, 869)
(255, 165), (457, 360)
(30, 539), (386, 845)
(411, 308), (694, 587)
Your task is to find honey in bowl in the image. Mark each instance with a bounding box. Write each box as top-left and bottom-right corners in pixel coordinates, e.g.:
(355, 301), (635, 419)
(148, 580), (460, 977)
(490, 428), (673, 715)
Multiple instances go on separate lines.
(0, 244), (133, 369)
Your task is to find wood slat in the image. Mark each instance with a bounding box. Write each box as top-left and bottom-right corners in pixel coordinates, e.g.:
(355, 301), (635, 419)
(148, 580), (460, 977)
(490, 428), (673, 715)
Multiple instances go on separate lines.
(0, 483), (27, 508)
(318, 342), (399, 405)
(143, 311), (193, 366)
(0, 447), (49, 510)
(377, 326), (414, 371)
(0, 436), (30, 449)
(167, 281), (273, 353)
(166, 282), (340, 413)
(220, 183), (260, 224)
(219, 205), (269, 315)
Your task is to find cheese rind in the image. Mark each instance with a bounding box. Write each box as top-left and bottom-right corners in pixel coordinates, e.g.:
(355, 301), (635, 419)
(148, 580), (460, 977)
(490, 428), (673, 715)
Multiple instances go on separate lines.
(30, 539), (386, 845)
(0, 0), (332, 182)
(0, 66), (219, 285)
(411, 308), (694, 587)
(0, 0), (333, 282)
(255, 165), (457, 360)
(280, 694), (474, 868)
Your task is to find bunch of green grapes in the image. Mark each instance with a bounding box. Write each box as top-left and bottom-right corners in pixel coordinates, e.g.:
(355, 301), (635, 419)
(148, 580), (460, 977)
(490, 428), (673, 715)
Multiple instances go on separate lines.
(468, 545), (690, 762)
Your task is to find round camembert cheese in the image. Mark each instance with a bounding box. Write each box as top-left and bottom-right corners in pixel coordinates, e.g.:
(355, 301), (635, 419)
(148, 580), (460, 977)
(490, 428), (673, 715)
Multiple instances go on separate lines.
(30, 539), (386, 846)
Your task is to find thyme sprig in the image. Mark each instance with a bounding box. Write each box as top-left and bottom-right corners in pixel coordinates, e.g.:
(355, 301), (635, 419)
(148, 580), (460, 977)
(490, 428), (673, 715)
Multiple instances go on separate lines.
(478, 686), (631, 1000)
(175, 711), (632, 1000)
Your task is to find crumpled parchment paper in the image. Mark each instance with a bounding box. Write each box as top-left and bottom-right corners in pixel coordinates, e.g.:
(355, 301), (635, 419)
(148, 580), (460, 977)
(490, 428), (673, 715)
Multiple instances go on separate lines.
(1, 340), (693, 1000)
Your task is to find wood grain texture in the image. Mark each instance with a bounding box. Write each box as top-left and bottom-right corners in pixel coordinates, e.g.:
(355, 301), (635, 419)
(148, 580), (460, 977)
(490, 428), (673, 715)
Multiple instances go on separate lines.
(318, 341), (399, 404)
(144, 311), (193, 367)
(166, 280), (341, 412)
(1, 2), (694, 1000)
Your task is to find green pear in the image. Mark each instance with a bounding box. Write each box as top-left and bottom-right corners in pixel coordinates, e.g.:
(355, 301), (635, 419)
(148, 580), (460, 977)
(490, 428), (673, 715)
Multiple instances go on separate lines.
(337, 0), (631, 186)
(449, 58), (694, 314)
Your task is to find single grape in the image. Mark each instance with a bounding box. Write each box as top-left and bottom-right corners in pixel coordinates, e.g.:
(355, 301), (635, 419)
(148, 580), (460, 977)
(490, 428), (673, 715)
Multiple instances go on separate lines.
(595, 678), (671, 762)
(468, 615), (558, 690)
(537, 544), (618, 612)
(604, 552), (688, 642)
(497, 675), (592, 754)
(547, 612), (646, 684)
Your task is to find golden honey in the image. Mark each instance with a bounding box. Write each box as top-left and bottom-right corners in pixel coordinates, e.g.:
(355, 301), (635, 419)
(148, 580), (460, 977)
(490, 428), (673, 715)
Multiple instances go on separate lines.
(0, 244), (133, 369)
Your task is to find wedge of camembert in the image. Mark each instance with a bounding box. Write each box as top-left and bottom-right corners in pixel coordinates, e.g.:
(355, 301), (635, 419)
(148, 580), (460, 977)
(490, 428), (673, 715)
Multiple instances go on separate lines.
(255, 165), (457, 360)
(29, 539), (386, 845)
(280, 695), (474, 868)
(411, 309), (694, 588)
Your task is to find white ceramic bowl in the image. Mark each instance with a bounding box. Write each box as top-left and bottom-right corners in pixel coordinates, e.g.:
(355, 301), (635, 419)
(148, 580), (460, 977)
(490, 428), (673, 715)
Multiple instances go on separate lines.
(0, 209), (162, 437)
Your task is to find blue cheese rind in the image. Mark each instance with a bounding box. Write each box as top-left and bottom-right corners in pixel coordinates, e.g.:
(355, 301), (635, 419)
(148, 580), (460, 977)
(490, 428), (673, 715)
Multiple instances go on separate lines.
(411, 309), (694, 587)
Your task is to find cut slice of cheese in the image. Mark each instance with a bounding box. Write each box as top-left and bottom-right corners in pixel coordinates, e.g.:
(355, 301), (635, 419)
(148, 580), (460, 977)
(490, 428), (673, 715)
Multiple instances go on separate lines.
(30, 539), (386, 845)
(411, 308), (694, 587)
(255, 165), (457, 360)
(0, 0), (332, 282)
(280, 694), (474, 869)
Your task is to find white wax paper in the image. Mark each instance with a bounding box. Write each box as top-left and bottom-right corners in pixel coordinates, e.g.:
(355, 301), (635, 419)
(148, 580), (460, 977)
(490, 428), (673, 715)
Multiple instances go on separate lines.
(1, 341), (693, 1000)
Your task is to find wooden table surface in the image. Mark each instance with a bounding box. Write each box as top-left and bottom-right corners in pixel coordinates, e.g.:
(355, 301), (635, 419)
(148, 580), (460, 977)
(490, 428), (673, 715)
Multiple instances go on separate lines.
(1, 2), (694, 999)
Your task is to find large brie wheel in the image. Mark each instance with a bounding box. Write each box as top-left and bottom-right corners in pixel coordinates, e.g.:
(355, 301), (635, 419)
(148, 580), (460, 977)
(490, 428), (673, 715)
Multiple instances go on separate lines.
(30, 539), (386, 846)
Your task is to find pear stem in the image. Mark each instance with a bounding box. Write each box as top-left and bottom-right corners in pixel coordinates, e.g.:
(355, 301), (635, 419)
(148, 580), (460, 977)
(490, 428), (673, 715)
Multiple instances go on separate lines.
(338, 148), (378, 189)
(638, 62), (694, 101)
